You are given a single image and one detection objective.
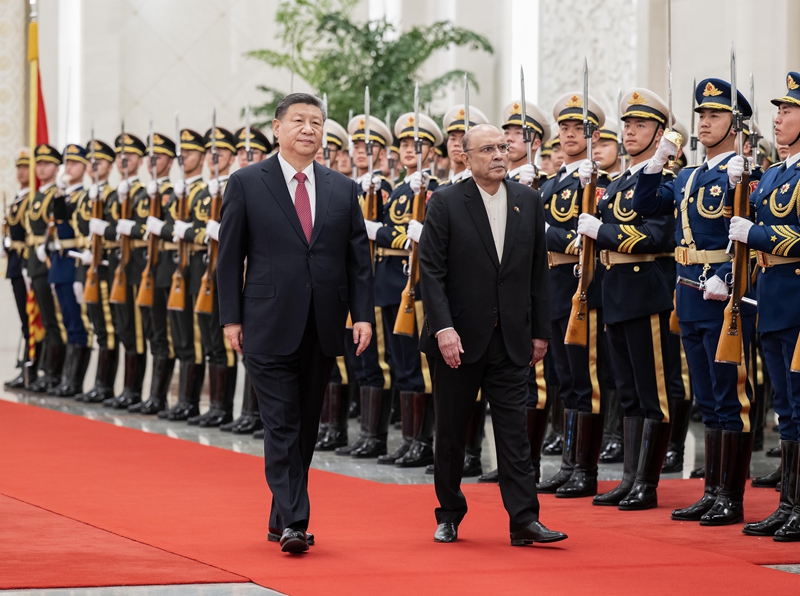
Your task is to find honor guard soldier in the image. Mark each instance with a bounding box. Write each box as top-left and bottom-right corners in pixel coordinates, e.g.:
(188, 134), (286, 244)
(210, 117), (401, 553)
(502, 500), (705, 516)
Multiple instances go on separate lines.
(130, 132), (178, 415)
(4, 149), (34, 389)
(440, 104), (488, 186)
(46, 143), (93, 397)
(633, 79), (755, 523)
(579, 89), (676, 507)
(539, 139), (556, 177)
(97, 132), (151, 410)
(347, 114), (394, 202)
(173, 125), (238, 428)
(158, 129), (208, 422)
(25, 144), (67, 392)
(365, 112), (443, 468)
(593, 121), (623, 177)
(734, 72), (800, 541)
(314, 119), (345, 170)
(502, 99), (550, 188)
(76, 140), (120, 403)
(537, 92), (611, 497)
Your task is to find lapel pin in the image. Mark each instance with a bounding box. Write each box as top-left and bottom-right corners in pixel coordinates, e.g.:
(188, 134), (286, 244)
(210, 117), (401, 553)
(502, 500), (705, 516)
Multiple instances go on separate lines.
(514, 205), (520, 213)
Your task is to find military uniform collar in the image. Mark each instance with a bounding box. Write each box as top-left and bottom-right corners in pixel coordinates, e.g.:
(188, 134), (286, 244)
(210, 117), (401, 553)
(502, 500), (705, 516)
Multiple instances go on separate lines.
(38, 182), (55, 193)
(218, 174), (230, 182)
(785, 152), (800, 168)
(705, 151), (735, 171)
(66, 183), (83, 194)
(561, 160), (582, 180)
(185, 174), (204, 185)
(626, 160), (649, 177)
(157, 176), (170, 184)
(14, 188), (29, 202)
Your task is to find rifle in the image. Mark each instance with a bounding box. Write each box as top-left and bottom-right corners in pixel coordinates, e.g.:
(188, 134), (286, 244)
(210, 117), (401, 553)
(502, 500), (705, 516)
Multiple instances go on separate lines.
(195, 108), (220, 315)
(168, 113), (188, 311)
(715, 43), (750, 365)
(564, 59), (597, 347)
(136, 120), (160, 307)
(394, 83), (425, 336)
(84, 125), (103, 304)
(363, 87), (378, 261)
(109, 120), (131, 304)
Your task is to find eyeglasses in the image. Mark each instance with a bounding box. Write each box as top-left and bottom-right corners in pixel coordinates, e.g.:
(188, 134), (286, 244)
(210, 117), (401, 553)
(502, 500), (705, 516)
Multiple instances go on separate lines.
(463, 143), (511, 155)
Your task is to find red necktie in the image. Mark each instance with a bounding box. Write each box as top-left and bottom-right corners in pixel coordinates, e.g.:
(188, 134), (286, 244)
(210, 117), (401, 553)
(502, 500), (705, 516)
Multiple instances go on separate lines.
(294, 172), (313, 242)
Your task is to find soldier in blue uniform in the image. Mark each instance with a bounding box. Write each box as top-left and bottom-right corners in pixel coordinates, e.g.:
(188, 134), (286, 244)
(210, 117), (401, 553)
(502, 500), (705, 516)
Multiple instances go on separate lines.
(536, 92), (611, 497)
(580, 89), (676, 508)
(157, 129), (208, 422)
(75, 140), (119, 403)
(733, 72), (800, 540)
(633, 79), (755, 524)
(437, 104), (488, 189)
(26, 144), (67, 392)
(46, 144), (92, 397)
(4, 150), (34, 389)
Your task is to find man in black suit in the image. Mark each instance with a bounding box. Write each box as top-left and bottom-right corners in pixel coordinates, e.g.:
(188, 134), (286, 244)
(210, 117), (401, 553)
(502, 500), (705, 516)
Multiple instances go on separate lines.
(419, 124), (567, 546)
(217, 93), (374, 554)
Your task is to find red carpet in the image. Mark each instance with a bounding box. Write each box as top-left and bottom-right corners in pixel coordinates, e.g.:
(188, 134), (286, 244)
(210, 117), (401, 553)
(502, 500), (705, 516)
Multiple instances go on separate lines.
(1, 399), (799, 595)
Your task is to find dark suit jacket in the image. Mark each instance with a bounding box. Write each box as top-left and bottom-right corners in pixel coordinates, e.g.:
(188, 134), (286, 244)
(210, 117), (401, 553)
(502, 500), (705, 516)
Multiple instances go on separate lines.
(418, 178), (551, 367)
(216, 154), (375, 357)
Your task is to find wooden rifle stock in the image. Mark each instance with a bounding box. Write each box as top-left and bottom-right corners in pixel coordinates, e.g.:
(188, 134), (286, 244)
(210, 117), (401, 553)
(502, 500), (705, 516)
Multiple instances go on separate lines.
(167, 192), (188, 311)
(715, 171), (750, 364)
(393, 183), (428, 336)
(194, 191), (221, 314)
(109, 192), (132, 304)
(136, 185), (161, 307)
(791, 333), (800, 373)
(564, 172), (597, 346)
(83, 189), (105, 304)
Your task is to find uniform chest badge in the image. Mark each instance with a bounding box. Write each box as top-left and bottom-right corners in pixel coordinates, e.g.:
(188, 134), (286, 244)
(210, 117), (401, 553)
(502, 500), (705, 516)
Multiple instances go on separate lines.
(399, 195), (407, 204)
(561, 189), (571, 200)
(624, 189), (634, 199)
(33, 202), (41, 210)
(203, 197), (211, 205)
(781, 183), (790, 194)
(709, 185), (722, 197)
(596, 188), (606, 202)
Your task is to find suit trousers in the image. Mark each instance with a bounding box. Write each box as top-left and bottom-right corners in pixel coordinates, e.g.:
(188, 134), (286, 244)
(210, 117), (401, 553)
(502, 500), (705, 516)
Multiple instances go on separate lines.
(246, 303), (336, 531)
(432, 324), (540, 532)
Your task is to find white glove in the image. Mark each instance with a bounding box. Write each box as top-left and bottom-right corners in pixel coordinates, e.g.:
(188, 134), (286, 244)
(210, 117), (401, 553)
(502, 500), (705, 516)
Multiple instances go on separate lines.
(73, 281), (84, 305)
(407, 171), (430, 194)
(652, 135), (679, 168)
(206, 220), (220, 241)
(22, 269), (31, 293)
(116, 219), (135, 236)
(173, 220), (192, 240)
(36, 244), (47, 263)
(578, 160), (594, 188)
(146, 180), (158, 199)
(208, 178), (220, 198)
(727, 155), (745, 188)
(545, 222), (550, 233)
(146, 216), (165, 237)
(518, 164), (537, 187)
(407, 219), (424, 244)
(78, 249), (93, 265)
(173, 179), (186, 199)
(89, 218), (109, 236)
(361, 175), (382, 194)
(117, 179), (130, 202)
(729, 216), (754, 244)
(364, 220), (382, 241)
(89, 184), (99, 200)
(57, 172), (71, 193)
(703, 275), (729, 301)
(577, 213), (602, 239)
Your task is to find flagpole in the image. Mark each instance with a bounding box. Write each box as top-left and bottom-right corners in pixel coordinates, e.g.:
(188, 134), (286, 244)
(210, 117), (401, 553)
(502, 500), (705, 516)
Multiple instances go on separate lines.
(28, 0), (38, 193)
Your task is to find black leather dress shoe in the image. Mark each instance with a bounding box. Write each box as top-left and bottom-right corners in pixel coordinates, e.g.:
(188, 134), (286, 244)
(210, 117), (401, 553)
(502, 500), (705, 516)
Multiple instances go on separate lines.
(279, 529), (309, 554)
(268, 529), (314, 545)
(478, 469), (499, 483)
(510, 521), (568, 546)
(434, 522), (458, 543)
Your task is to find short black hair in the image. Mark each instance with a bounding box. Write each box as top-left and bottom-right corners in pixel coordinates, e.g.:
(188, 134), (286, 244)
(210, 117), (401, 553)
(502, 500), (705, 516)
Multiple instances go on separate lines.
(274, 93), (327, 122)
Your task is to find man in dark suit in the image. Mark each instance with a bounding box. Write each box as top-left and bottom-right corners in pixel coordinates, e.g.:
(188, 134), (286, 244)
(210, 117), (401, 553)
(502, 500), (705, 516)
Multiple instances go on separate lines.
(418, 124), (567, 546)
(217, 93), (374, 554)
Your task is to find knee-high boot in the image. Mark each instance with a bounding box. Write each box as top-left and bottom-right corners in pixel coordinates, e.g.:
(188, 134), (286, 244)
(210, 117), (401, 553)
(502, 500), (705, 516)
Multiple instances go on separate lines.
(672, 428), (723, 520)
(594, 417), (644, 506)
(618, 418), (672, 510)
(537, 409), (578, 493)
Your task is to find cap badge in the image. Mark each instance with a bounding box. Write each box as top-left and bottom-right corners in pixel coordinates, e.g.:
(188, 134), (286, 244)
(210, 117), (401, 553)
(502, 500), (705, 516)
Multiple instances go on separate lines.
(788, 75), (799, 91)
(510, 102), (521, 115)
(566, 95), (583, 108)
(628, 91), (647, 105)
(181, 130), (193, 141)
(703, 82), (723, 97)
(153, 133), (163, 144)
(67, 145), (79, 154)
(39, 145), (51, 154)
(123, 134), (134, 144)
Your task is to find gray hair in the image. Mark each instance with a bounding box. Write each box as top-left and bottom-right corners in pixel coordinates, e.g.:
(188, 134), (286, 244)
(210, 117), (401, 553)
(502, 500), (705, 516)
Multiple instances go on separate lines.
(274, 93), (327, 122)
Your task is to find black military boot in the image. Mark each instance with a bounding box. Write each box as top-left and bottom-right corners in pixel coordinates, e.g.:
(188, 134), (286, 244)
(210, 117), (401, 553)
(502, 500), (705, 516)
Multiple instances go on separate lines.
(131, 357), (175, 415)
(77, 347), (118, 403)
(160, 361), (205, 421)
(774, 448), (800, 542)
(599, 388), (624, 463)
(348, 381), (361, 419)
(20, 342), (43, 390)
(700, 430), (753, 525)
(463, 399), (486, 477)
(556, 412), (604, 498)
(672, 428), (723, 520)
(351, 387), (390, 458)
(618, 418), (672, 510)
(5, 352), (28, 390)
(47, 345), (79, 397)
(396, 393), (435, 468)
(335, 386), (376, 456)
(537, 409), (578, 493)
(594, 417), (644, 506)
(315, 383), (346, 448)
(29, 342), (64, 393)
(378, 391), (414, 464)
(752, 462), (781, 488)
(193, 365), (236, 427)
(750, 372), (766, 452)
(229, 375), (263, 434)
(743, 440), (799, 536)
(663, 399), (693, 473)
(107, 353), (146, 409)
(315, 383), (332, 443)
(542, 387), (564, 456)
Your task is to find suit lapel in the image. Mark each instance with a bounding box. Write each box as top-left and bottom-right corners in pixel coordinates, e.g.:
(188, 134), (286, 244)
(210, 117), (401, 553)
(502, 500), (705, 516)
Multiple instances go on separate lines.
(261, 154), (308, 245)
(309, 162), (332, 247)
(463, 178), (500, 269)
(499, 182), (520, 270)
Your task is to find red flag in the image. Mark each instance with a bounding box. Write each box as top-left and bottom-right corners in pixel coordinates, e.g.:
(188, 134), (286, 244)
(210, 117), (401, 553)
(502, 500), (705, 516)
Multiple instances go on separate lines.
(36, 66), (49, 145)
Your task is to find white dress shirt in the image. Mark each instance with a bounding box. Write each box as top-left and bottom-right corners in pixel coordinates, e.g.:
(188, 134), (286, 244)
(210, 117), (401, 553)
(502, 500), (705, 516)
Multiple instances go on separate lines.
(14, 188), (29, 203)
(278, 152), (316, 225)
(706, 150), (735, 171)
(476, 181), (508, 261)
(559, 160), (583, 181)
(786, 151), (800, 168)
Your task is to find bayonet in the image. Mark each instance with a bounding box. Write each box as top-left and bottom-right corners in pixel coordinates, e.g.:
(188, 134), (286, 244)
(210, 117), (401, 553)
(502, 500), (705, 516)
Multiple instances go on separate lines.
(175, 112), (184, 177)
(464, 74), (470, 133)
(148, 118), (156, 182)
(211, 107), (219, 194)
(245, 103), (252, 163)
(749, 73), (760, 166)
(520, 66), (532, 165)
(321, 94), (329, 167)
(348, 108), (356, 181)
(121, 119), (129, 181)
(616, 87), (625, 172)
(582, 58), (595, 165)
(690, 77), (698, 165)
(386, 109), (395, 182)
(365, 86), (373, 182)
(414, 83), (422, 172)
(731, 43), (744, 159)
(90, 122), (98, 186)
(662, 0), (683, 155)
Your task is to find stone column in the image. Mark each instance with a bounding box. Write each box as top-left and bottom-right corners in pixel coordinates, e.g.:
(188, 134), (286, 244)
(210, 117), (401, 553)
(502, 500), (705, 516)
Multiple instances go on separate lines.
(0, 0), (27, 202)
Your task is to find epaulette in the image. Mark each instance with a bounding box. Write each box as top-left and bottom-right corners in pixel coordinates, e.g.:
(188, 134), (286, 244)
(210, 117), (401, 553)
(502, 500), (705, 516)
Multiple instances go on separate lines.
(545, 172), (557, 180)
(769, 161), (785, 169)
(598, 169), (610, 177)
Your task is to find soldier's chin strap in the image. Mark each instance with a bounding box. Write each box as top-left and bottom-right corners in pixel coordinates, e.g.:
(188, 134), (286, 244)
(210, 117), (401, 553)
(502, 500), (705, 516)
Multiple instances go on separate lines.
(707, 115), (734, 149)
(628, 123), (663, 158)
(789, 128), (800, 149)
